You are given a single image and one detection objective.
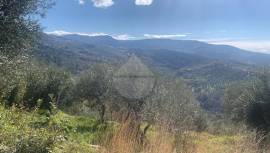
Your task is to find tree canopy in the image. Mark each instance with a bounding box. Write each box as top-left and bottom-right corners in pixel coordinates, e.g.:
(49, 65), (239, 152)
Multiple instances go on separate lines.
(0, 0), (54, 58)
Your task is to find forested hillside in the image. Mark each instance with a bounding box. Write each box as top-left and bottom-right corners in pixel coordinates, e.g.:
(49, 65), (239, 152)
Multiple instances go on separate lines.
(35, 34), (265, 111)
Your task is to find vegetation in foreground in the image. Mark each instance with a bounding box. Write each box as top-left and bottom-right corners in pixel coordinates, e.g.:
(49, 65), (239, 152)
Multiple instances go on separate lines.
(0, 104), (268, 153)
(0, 104), (107, 153)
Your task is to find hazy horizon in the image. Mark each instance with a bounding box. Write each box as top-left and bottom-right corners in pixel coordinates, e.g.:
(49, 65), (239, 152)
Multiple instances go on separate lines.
(41, 0), (270, 53)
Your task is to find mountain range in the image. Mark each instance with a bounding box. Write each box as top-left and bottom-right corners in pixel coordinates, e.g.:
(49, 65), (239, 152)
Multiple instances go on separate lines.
(37, 33), (269, 79)
(35, 33), (270, 111)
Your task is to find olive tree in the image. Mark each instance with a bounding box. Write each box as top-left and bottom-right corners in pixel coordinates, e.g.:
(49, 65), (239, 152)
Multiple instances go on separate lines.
(0, 0), (54, 58)
(142, 77), (202, 153)
(0, 0), (55, 108)
(240, 74), (270, 132)
(224, 73), (270, 133)
(142, 77), (199, 130)
(73, 64), (113, 122)
(222, 82), (250, 122)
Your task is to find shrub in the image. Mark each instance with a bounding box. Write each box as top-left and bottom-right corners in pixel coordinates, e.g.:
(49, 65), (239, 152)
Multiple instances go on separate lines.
(0, 59), (71, 110)
(239, 74), (270, 133)
(0, 105), (58, 153)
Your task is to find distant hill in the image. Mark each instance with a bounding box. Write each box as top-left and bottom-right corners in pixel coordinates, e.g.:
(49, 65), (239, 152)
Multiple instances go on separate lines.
(47, 34), (270, 66)
(35, 34), (268, 111)
(37, 34), (265, 81)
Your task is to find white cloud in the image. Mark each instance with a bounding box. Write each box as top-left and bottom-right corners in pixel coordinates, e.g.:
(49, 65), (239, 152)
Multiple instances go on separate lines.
(204, 39), (270, 54)
(144, 34), (188, 39)
(46, 31), (73, 36)
(91, 0), (114, 8)
(45, 30), (108, 37)
(46, 31), (139, 41)
(79, 32), (108, 37)
(113, 34), (136, 40)
(78, 0), (85, 5)
(79, 0), (154, 7)
(135, 0), (153, 6)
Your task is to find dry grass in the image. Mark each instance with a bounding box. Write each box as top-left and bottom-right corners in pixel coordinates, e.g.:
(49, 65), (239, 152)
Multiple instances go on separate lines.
(194, 131), (263, 153)
(101, 119), (175, 153)
(103, 119), (140, 153)
(99, 118), (269, 153)
(143, 127), (175, 153)
(100, 119), (187, 153)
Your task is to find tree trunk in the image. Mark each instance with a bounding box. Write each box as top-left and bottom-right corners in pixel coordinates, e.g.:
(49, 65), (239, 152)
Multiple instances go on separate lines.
(99, 103), (106, 123)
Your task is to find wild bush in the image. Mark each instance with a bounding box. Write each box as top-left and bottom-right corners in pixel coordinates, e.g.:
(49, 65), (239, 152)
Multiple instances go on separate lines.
(0, 106), (59, 153)
(0, 59), (71, 110)
(242, 74), (270, 132)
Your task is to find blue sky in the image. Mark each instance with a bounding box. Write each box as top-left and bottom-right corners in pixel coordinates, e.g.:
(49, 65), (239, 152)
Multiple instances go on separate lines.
(41, 0), (270, 53)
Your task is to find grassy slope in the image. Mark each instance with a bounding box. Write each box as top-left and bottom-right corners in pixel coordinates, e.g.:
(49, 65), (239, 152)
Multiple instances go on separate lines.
(0, 105), (259, 153)
(0, 105), (107, 153)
